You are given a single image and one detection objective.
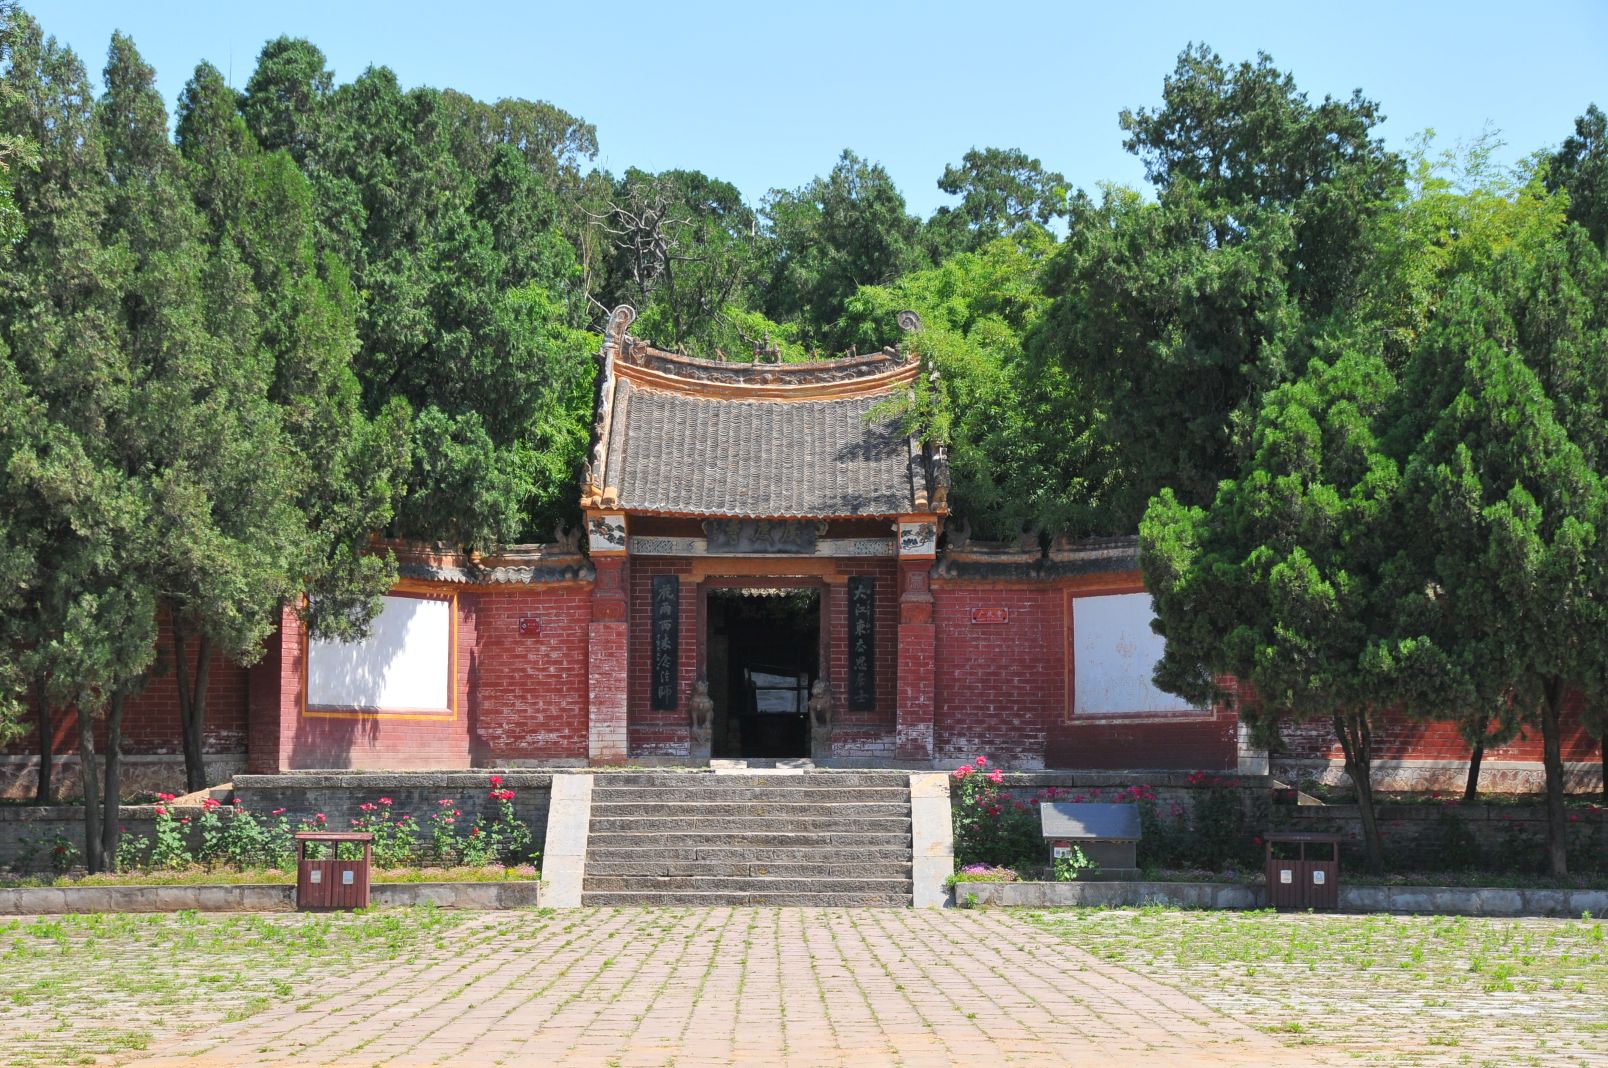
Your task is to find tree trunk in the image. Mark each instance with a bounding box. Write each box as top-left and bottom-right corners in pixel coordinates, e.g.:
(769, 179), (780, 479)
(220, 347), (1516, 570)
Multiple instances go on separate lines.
(33, 673), (51, 803)
(77, 706), (101, 874)
(1600, 737), (1606, 805)
(1333, 709), (1383, 872)
(1463, 740), (1485, 803)
(1540, 678), (1569, 878)
(101, 691), (125, 870)
(173, 628), (213, 794)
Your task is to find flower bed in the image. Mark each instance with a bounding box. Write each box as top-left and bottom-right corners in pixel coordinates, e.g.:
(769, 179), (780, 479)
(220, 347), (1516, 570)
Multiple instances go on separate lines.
(4, 775), (540, 879)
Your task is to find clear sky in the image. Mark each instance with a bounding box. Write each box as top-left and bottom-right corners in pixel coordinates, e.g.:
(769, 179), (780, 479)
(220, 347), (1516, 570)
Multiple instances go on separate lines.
(23, 0), (1608, 216)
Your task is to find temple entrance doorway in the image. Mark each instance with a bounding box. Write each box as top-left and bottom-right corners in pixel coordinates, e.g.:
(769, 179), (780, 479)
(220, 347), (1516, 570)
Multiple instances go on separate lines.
(705, 587), (820, 758)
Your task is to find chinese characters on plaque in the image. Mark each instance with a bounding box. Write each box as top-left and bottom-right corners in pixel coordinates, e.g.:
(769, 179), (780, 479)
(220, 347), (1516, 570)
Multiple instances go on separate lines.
(650, 575), (679, 709)
(848, 576), (875, 710)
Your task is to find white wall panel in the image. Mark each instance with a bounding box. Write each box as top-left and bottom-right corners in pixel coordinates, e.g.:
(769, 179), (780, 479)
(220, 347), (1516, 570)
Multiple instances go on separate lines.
(1072, 592), (1200, 716)
(307, 595), (451, 712)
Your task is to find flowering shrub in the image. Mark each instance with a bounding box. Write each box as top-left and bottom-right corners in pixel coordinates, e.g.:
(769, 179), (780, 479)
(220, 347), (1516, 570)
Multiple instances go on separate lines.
(429, 799), (463, 863)
(351, 798), (420, 867)
(149, 794), (192, 869)
(1185, 772), (1253, 870)
(951, 757), (1043, 870)
(946, 864), (1019, 886)
(463, 779), (535, 865)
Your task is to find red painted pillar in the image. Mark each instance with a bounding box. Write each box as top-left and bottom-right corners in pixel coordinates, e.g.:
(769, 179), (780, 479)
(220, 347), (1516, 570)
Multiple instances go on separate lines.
(588, 554), (630, 764)
(896, 559), (936, 762)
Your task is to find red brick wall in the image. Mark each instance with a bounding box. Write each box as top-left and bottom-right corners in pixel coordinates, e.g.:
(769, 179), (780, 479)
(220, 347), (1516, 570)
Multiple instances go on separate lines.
(1280, 698), (1601, 765)
(4, 611), (250, 762)
(468, 585), (590, 762)
(933, 578), (1239, 772)
(275, 592), (472, 771)
(933, 583), (1061, 769)
(627, 559), (697, 756)
(826, 560), (899, 757)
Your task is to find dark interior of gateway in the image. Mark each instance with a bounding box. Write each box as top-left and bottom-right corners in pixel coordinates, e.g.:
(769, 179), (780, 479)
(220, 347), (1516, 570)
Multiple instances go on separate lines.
(705, 587), (820, 758)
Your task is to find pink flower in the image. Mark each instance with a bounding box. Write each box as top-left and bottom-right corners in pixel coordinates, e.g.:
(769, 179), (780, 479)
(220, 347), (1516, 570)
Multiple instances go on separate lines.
(438, 799), (454, 807)
(154, 805), (168, 816)
(271, 808), (287, 816)
(202, 797), (221, 810)
(378, 797), (393, 806)
(952, 766), (973, 780)
(314, 813), (327, 823)
(975, 756), (988, 767)
(359, 802), (376, 812)
(988, 769), (1004, 784)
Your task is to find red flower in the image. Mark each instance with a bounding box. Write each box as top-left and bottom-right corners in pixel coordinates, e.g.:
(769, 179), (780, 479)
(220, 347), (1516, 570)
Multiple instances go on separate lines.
(359, 802), (376, 812)
(155, 792), (176, 803)
(470, 827), (482, 836)
(1252, 836), (1263, 846)
(180, 817), (190, 825)
(314, 813), (327, 823)
(201, 797), (220, 810)
(271, 808), (287, 816)
(488, 775), (504, 787)
(378, 797), (393, 806)
(975, 756), (988, 767)
(154, 805), (167, 816)
(453, 809), (461, 817)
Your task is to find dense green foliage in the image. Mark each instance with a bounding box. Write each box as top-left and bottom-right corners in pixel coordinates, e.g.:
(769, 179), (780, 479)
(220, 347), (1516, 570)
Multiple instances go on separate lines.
(0, 6), (1604, 870)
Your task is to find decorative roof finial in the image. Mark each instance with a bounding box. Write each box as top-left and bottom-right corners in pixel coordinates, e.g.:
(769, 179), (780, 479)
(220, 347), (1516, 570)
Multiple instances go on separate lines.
(896, 310), (923, 333)
(603, 305), (637, 359)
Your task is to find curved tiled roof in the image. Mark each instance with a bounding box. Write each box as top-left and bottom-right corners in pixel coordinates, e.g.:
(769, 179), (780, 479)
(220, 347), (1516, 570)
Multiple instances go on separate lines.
(609, 379), (911, 518)
(584, 310), (942, 519)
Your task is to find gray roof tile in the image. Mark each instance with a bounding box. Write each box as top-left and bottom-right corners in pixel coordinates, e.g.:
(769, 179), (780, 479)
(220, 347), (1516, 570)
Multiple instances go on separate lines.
(612, 380), (913, 517)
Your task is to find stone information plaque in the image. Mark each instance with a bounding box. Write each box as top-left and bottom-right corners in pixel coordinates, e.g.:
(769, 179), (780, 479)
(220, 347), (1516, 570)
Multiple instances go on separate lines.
(650, 575), (679, 709)
(848, 576), (875, 710)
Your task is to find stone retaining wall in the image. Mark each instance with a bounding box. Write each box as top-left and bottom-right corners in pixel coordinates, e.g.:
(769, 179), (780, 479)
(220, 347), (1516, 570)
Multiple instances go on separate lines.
(955, 879), (1608, 916)
(0, 880), (541, 915)
(0, 802), (206, 867)
(1275, 802), (1608, 872)
(232, 772), (553, 858)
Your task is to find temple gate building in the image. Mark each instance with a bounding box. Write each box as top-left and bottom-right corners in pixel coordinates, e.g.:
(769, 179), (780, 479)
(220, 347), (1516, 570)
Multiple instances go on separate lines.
(3, 308), (1601, 795)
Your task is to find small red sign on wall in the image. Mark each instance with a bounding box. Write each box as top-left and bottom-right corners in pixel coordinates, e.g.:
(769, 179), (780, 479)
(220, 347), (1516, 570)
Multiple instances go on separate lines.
(518, 616), (541, 637)
(971, 607), (1009, 624)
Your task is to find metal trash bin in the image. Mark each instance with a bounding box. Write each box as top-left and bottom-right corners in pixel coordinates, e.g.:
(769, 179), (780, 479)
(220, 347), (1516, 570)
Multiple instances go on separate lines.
(1263, 831), (1340, 910)
(295, 831), (373, 910)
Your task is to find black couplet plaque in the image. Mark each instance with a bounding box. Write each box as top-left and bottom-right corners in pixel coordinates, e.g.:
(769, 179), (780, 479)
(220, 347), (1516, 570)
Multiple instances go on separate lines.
(848, 576), (875, 710)
(650, 575), (679, 709)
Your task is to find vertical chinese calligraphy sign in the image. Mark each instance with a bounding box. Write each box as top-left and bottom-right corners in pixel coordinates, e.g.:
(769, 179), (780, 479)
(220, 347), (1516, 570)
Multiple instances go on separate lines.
(848, 576), (875, 710)
(650, 575), (679, 709)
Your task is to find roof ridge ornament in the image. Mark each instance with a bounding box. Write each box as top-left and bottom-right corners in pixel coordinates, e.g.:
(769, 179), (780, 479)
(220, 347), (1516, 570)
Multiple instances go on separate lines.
(603, 304), (637, 358)
(895, 309), (922, 363)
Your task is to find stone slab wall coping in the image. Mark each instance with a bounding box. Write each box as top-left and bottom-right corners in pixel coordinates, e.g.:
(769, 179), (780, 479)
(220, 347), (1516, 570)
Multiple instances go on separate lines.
(0, 880), (540, 915)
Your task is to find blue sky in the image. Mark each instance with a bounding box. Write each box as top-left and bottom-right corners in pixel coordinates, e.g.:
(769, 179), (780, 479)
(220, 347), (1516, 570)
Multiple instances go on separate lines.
(24, 0), (1608, 216)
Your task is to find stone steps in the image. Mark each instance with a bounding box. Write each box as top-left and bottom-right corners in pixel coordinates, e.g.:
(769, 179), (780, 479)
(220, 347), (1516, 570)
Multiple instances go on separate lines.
(586, 859), (910, 879)
(589, 788), (908, 804)
(591, 772), (910, 788)
(581, 772), (914, 907)
(587, 831), (908, 850)
(583, 890), (913, 908)
(590, 814), (911, 834)
(584, 875), (911, 894)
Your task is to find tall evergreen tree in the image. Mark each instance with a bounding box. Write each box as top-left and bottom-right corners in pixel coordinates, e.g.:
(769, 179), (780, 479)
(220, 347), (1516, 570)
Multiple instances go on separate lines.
(1547, 104), (1607, 251)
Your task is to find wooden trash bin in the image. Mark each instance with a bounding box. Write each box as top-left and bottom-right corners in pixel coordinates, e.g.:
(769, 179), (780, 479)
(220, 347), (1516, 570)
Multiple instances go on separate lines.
(1264, 831), (1341, 910)
(295, 831), (373, 910)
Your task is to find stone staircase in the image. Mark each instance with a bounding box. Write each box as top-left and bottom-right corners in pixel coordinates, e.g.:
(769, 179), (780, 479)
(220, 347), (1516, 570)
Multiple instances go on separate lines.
(581, 771), (913, 906)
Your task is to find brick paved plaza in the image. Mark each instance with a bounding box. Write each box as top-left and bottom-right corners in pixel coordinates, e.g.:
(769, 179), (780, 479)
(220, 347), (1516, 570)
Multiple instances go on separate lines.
(3, 907), (1604, 1067)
